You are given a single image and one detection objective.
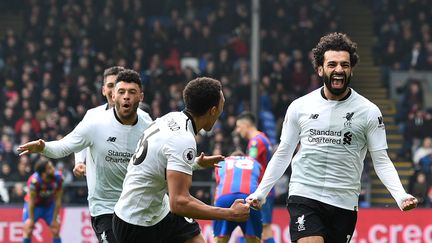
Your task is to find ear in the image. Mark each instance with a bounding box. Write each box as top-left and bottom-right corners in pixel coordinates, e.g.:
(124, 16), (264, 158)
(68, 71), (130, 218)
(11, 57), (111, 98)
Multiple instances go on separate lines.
(102, 86), (106, 96)
(210, 106), (217, 116)
(317, 66), (323, 77)
(140, 92), (144, 102)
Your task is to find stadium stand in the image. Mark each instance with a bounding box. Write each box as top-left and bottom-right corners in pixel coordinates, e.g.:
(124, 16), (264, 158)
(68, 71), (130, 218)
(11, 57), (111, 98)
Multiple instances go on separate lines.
(0, 0), (431, 209)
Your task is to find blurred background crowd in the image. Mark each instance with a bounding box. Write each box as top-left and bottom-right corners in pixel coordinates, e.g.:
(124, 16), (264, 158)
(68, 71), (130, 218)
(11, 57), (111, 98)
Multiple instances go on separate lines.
(0, 0), (432, 207)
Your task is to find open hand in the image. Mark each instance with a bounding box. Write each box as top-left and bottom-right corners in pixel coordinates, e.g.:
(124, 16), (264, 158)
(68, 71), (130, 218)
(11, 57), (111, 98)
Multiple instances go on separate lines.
(196, 152), (224, 168)
(17, 139), (45, 156)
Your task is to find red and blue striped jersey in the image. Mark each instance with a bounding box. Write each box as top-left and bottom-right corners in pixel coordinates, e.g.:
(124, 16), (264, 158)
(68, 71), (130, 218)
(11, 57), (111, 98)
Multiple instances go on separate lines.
(214, 156), (262, 201)
(25, 171), (63, 206)
(247, 131), (273, 182)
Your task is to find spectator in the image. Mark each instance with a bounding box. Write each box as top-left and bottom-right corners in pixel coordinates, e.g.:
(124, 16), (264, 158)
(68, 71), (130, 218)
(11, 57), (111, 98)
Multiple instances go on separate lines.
(413, 137), (432, 169)
(411, 172), (429, 207)
(10, 156), (32, 182)
(9, 182), (25, 203)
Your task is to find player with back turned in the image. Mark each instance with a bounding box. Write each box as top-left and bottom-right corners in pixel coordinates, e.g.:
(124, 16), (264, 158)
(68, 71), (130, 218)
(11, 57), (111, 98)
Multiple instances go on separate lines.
(113, 77), (250, 243)
(213, 152), (263, 243)
(236, 112), (276, 243)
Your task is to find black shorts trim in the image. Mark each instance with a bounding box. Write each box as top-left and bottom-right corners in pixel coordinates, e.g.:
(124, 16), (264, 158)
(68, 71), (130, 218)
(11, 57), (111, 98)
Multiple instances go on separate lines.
(112, 212), (201, 243)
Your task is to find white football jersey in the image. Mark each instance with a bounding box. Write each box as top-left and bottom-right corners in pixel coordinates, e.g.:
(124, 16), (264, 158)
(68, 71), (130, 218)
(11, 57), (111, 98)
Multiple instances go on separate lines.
(114, 111), (197, 226)
(74, 104), (109, 164)
(43, 108), (152, 216)
(282, 88), (387, 210)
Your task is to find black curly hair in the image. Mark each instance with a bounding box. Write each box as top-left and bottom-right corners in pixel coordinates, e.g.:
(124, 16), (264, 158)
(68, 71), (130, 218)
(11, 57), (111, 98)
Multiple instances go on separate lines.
(183, 77), (222, 116)
(115, 69), (142, 90)
(311, 32), (359, 70)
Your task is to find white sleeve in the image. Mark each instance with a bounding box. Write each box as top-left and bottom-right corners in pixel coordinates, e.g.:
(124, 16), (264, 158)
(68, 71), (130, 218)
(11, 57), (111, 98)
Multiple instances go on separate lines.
(138, 109), (153, 130)
(370, 149), (412, 210)
(251, 104), (300, 200)
(73, 109), (99, 164)
(165, 133), (196, 175)
(43, 118), (93, 159)
(74, 149), (86, 164)
(366, 105), (388, 151)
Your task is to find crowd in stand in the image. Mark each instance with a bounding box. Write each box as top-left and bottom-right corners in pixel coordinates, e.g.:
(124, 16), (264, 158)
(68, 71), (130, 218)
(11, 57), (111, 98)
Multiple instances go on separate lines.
(371, 0), (432, 207)
(4, 0), (430, 208)
(0, 0), (340, 205)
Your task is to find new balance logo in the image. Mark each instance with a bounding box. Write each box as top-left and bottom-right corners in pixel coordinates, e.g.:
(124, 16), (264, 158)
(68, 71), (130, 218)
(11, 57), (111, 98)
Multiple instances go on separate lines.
(107, 137), (117, 142)
(309, 114), (319, 119)
(378, 116), (383, 125)
(378, 116), (385, 128)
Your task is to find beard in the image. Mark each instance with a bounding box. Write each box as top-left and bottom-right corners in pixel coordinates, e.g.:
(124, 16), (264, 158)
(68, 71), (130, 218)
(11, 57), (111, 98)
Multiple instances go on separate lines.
(323, 72), (351, 96)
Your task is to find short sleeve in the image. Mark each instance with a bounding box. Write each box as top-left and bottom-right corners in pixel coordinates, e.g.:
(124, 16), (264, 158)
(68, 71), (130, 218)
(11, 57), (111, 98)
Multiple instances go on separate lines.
(164, 132), (196, 175)
(28, 176), (38, 192)
(366, 105), (388, 151)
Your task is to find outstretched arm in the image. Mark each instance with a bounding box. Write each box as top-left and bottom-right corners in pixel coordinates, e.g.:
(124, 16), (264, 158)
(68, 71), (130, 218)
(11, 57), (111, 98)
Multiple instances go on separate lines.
(17, 119), (92, 158)
(192, 152), (224, 170)
(247, 141), (297, 209)
(17, 139), (46, 156)
(167, 170), (249, 221)
(370, 149), (418, 211)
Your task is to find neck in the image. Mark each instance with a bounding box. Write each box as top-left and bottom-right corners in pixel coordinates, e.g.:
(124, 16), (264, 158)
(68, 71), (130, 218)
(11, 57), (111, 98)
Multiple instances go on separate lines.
(322, 86), (351, 101)
(248, 129), (260, 140)
(114, 108), (138, 125)
(183, 110), (199, 134)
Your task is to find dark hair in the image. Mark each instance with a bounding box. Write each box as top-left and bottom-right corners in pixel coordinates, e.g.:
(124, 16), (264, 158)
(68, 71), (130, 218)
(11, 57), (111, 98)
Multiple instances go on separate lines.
(115, 69), (142, 90)
(230, 149), (245, 156)
(34, 159), (49, 175)
(311, 32), (359, 70)
(183, 77), (222, 116)
(103, 66), (124, 82)
(236, 111), (256, 125)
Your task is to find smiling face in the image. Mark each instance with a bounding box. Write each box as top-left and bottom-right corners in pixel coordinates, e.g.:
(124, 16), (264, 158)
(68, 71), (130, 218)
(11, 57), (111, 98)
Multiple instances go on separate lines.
(318, 50), (353, 99)
(113, 81), (143, 124)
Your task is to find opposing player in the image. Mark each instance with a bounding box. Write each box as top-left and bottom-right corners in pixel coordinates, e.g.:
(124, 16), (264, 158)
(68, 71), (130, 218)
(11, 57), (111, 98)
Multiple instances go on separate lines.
(18, 69), (152, 243)
(73, 66), (125, 177)
(236, 112), (275, 243)
(22, 159), (63, 243)
(213, 153), (262, 243)
(113, 77), (250, 243)
(247, 32), (418, 243)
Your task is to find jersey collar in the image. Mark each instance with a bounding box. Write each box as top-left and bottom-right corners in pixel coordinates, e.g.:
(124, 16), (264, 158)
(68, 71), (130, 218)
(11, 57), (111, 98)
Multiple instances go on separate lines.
(320, 87), (352, 101)
(113, 107), (138, 125)
(182, 110), (198, 135)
